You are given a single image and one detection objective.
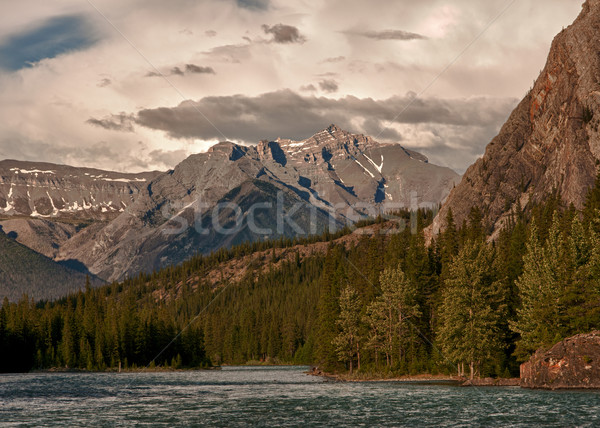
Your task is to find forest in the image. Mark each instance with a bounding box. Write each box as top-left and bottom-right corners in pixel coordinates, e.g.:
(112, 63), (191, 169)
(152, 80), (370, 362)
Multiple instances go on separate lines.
(2, 177), (600, 379)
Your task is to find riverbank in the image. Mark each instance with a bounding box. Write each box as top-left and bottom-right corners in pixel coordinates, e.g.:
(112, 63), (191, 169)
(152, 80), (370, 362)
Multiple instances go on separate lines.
(29, 365), (221, 374)
(306, 366), (520, 386)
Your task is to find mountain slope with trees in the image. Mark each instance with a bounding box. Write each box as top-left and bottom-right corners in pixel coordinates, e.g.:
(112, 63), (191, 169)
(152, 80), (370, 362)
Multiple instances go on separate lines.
(2, 184), (600, 376)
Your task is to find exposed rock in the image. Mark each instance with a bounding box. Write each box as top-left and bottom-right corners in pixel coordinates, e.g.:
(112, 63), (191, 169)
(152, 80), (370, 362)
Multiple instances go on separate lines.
(0, 218), (78, 258)
(520, 331), (600, 389)
(0, 159), (159, 221)
(57, 125), (459, 282)
(432, 0), (600, 237)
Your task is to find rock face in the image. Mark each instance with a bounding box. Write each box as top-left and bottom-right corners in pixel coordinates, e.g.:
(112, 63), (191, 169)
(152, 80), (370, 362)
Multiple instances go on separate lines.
(0, 160), (159, 221)
(520, 331), (600, 389)
(56, 125), (459, 282)
(0, 126), (458, 289)
(433, 0), (600, 237)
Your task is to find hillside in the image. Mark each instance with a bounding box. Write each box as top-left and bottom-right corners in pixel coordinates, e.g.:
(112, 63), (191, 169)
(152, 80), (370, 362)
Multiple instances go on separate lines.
(0, 229), (103, 302)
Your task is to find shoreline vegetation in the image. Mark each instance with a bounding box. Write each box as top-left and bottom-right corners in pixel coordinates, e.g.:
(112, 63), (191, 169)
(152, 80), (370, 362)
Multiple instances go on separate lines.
(306, 366), (520, 386)
(2, 188), (600, 384)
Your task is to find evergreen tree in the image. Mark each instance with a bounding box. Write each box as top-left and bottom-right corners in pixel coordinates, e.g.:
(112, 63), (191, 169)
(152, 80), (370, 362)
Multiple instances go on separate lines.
(511, 215), (567, 359)
(332, 285), (361, 374)
(364, 265), (420, 370)
(437, 240), (506, 379)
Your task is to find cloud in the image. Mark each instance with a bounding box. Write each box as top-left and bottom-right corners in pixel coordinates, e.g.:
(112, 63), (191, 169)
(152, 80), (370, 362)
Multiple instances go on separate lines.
(261, 24), (306, 44)
(0, 15), (100, 71)
(300, 84), (317, 92)
(237, 0), (269, 10)
(322, 56), (345, 63)
(347, 29), (427, 41)
(205, 30), (217, 37)
(133, 89), (516, 171)
(86, 113), (135, 132)
(185, 64), (215, 74)
(170, 66), (185, 76)
(97, 78), (111, 87)
(146, 64), (216, 78)
(202, 43), (251, 63)
(318, 79), (339, 93)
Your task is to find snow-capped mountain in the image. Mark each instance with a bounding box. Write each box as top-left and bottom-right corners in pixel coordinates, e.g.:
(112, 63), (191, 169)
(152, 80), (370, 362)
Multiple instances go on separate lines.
(0, 125), (459, 291)
(0, 160), (159, 220)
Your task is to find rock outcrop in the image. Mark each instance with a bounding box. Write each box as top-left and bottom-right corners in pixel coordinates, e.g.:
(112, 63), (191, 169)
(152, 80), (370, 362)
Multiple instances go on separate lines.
(433, 0), (600, 237)
(520, 331), (600, 389)
(57, 125), (459, 282)
(0, 160), (159, 221)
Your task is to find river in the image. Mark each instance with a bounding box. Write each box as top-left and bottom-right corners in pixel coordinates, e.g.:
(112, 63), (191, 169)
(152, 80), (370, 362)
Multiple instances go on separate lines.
(1, 366), (598, 426)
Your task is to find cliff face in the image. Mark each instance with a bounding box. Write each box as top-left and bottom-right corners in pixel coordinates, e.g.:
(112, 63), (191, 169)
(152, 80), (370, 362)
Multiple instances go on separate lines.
(0, 160), (159, 221)
(57, 125), (459, 282)
(433, 0), (600, 236)
(521, 331), (600, 389)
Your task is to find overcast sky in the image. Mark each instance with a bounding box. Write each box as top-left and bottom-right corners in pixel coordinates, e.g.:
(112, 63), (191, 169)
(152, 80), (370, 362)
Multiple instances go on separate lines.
(0, 0), (584, 173)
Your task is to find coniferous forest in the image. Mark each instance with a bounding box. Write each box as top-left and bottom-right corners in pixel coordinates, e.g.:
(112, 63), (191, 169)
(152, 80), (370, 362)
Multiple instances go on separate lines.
(2, 179), (600, 378)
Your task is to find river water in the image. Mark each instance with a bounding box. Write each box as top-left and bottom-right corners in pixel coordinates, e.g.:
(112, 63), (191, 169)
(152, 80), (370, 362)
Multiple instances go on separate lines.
(0, 366), (598, 427)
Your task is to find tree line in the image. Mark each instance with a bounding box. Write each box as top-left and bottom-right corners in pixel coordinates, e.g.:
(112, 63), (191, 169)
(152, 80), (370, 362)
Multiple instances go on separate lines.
(1, 183), (600, 377)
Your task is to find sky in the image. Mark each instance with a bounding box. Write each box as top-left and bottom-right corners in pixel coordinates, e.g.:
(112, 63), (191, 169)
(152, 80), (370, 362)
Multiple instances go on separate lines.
(0, 0), (584, 174)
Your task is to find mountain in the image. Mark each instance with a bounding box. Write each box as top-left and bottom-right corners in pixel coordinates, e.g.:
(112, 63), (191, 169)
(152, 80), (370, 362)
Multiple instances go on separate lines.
(55, 125), (458, 282)
(432, 0), (600, 237)
(0, 159), (159, 220)
(0, 228), (102, 302)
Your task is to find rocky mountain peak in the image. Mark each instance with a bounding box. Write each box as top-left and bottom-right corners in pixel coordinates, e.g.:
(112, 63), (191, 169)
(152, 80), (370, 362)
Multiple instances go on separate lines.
(432, 0), (600, 237)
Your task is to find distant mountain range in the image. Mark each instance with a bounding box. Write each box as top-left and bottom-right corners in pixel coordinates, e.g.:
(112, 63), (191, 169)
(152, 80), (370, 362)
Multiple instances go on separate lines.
(0, 125), (459, 298)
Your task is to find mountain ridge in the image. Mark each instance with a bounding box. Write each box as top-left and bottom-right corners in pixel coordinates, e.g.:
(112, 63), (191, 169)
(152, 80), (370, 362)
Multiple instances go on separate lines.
(432, 0), (600, 237)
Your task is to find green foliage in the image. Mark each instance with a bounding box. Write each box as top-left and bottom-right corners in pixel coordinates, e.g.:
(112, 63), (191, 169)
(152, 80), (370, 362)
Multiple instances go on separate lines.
(437, 240), (507, 379)
(332, 285), (361, 373)
(2, 182), (600, 378)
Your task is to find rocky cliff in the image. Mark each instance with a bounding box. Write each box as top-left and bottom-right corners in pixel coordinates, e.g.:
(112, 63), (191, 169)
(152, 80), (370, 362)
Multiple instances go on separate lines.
(56, 125), (459, 282)
(521, 331), (600, 389)
(433, 0), (600, 237)
(0, 160), (159, 220)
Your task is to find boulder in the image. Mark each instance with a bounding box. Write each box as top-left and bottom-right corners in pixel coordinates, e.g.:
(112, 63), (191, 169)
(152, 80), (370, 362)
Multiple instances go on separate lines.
(520, 331), (600, 389)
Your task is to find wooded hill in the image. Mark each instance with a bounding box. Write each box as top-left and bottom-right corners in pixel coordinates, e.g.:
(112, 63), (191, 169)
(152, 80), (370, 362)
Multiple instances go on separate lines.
(2, 180), (600, 377)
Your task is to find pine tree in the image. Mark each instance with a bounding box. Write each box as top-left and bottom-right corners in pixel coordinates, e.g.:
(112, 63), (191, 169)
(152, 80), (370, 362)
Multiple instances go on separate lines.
(364, 265), (420, 370)
(511, 214), (567, 360)
(437, 240), (506, 379)
(332, 285), (361, 374)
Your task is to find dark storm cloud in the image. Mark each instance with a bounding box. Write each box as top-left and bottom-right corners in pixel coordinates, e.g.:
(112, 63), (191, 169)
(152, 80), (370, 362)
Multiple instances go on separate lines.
(237, 0), (269, 10)
(86, 113), (135, 132)
(347, 29), (426, 41)
(185, 64), (215, 74)
(133, 90), (517, 170)
(0, 15), (100, 71)
(319, 79), (339, 93)
(261, 24), (306, 44)
(170, 66), (185, 76)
